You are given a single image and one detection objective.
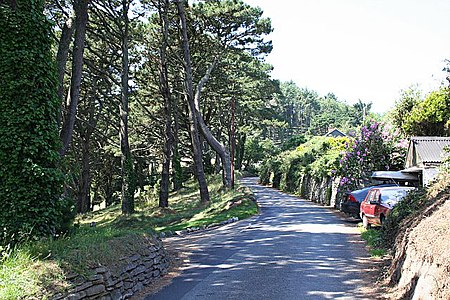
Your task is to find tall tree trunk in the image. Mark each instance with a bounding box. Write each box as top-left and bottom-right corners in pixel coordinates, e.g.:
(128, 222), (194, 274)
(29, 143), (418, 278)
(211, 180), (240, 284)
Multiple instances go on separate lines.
(78, 132), (91, 213)
(236, 133), (246, 171)
(120, 0), (134, 214)
(214, 128), (222, 174)
(105, 159), (115, 207)
(177, 0), (209, 203)
(77, 81), (99, 213)
(56, 18), (74, 113)
(59, 0), (88, 156)
(91, 185), (99, 211)
(172, 92), (183, 191)
(158, 0), (173, 208)
(230, 97), (235, 188)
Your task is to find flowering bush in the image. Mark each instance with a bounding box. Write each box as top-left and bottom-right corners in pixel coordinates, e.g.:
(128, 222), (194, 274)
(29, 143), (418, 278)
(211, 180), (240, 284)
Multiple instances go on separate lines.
(336, 121), (408, 193)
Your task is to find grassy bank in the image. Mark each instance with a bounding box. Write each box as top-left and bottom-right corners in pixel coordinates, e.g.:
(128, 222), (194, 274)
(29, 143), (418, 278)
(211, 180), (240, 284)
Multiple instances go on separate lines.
(0, 175), (258, 299)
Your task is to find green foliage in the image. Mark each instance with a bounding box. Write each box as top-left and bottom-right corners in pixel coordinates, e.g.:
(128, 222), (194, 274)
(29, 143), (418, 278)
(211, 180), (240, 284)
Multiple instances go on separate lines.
(0, 0), (67, 245)
(244, 137), (279, 171)
(380, 188), (427, 247)
(380, 172), (450, 249)
(403, 88), (450, 136)
(336, 121), (407, 194)
(193, 0), (273, 55)
(350, 100), (372, 128)
(260, 136), (348, 193)
(269, 81), (367, 143)
(359, 227), (386, 257)
(360, 228), (381, 247)
(390, 85), (422, 136)
(173, 151), (183, 189)
(259, 151), (285, 187)
(442, 146), (450, 173)
(281, 135), (306, 151)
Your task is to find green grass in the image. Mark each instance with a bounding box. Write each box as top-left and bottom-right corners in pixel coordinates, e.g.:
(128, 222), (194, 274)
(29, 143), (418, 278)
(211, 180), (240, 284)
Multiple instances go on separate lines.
(0, 248), (68, 300)
(358, 225), (387, 257)
(0, 175), (258, 299)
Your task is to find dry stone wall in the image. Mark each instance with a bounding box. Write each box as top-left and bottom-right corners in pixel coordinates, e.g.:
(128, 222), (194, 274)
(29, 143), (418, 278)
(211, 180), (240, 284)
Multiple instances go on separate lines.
(52, 237), (169, 300)
(300, 174), (341, 207)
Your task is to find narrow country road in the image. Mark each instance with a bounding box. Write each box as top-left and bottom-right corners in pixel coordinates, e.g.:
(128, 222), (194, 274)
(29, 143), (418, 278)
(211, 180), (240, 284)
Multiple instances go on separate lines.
(145, 177), (375, 300)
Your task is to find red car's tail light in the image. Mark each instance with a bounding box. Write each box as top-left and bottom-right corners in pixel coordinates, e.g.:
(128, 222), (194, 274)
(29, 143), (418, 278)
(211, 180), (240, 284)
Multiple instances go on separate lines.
(348, 194), (358, 203)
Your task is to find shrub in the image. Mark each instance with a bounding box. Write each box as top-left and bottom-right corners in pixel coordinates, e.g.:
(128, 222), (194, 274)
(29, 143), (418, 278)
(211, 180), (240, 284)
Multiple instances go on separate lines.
(260, 136), (348, 194)
(335, 121), (407, 194)
(403, 88), (450, 136)
(380, 188), (427, 248)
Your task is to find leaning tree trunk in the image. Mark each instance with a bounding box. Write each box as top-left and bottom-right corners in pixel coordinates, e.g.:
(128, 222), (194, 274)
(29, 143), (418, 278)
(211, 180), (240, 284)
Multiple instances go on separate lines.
(158, 0), (173, 208)
(59, 0), (88, 156)
(193, 62), (232, 189)
(177, 0), (209, 203)
(176, 0), (232, 189)
(120, 0), (134, 214)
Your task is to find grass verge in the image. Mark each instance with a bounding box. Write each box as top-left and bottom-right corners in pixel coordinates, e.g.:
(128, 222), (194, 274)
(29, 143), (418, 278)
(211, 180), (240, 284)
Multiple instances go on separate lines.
(358, 225), (387, 257)
(0, 175), (258, 299)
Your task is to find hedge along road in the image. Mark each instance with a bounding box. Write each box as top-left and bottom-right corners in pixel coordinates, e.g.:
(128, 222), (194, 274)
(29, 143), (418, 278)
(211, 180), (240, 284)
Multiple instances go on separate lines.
(145, 177), (376, 300)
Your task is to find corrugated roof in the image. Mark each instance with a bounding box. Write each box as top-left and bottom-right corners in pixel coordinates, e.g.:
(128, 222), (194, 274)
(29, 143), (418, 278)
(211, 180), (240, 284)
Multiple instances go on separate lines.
(411, 136), (450, 164)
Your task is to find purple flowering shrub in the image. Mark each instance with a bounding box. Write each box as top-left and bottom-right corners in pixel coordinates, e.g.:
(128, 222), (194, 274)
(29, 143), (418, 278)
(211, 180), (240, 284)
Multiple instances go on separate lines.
(336, 121), (408, 193)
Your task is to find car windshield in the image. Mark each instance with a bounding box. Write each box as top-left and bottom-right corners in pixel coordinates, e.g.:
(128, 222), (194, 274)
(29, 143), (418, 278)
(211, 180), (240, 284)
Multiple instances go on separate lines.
(380, 189), (410, 204)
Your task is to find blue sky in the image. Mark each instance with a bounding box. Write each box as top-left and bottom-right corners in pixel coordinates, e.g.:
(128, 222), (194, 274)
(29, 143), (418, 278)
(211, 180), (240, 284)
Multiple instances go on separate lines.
(244, 0), (450, 113)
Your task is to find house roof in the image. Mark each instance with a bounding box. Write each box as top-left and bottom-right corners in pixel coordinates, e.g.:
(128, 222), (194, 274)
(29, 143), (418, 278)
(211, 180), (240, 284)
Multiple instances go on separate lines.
(325, 128), (346, 137)
(406, 136), (450, 167)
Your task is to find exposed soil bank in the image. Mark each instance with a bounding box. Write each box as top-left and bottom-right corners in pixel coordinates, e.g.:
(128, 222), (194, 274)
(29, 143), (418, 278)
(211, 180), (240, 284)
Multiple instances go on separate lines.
(386, 177), (450, 299)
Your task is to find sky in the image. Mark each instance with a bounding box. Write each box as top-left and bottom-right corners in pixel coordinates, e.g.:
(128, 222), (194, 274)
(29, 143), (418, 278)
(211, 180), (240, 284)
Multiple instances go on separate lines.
(243, 0), (450, 113)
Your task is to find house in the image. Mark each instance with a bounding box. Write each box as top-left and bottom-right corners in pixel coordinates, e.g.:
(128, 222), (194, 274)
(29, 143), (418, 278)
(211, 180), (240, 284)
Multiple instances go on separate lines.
(403, 136), (450, 186)
(325, 128), (347, 138)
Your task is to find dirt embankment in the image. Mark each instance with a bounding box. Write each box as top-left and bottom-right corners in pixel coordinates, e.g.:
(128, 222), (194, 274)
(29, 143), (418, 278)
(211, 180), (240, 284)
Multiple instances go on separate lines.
(386, 176), (450, 299)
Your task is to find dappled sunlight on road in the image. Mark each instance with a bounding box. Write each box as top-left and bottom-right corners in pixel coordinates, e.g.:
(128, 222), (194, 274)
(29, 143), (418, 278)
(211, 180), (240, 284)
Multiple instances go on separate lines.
(246, 223), (357, 234)
(147, 177), (372, 300)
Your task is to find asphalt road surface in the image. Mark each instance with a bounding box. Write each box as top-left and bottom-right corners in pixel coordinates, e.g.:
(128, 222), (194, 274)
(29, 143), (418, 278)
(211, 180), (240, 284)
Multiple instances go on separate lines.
(145, 177), (372, 300)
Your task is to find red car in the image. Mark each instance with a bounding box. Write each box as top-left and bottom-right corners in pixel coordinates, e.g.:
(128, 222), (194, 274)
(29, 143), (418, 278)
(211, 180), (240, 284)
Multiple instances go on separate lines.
(360, 186), (415, 229)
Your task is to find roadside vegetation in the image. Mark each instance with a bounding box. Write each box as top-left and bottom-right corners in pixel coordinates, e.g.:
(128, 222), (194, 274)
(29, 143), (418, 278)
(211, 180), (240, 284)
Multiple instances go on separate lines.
(379, 170), (450, 298)
(358, 226), (386, 257)
(260, 136), (348, 195)
(0, 175), (257, 300)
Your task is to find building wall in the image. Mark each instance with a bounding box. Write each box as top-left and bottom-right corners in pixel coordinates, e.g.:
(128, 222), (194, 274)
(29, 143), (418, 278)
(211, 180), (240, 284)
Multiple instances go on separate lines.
(423, 168), (439, 186)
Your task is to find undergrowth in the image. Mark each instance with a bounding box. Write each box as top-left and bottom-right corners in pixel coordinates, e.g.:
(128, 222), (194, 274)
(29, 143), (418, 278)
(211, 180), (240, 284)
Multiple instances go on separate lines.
(380, 188), (427, 248)
(380, 171), (450, 249)
(0, 175), (258, 299)
(359, 225), (387, 257)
